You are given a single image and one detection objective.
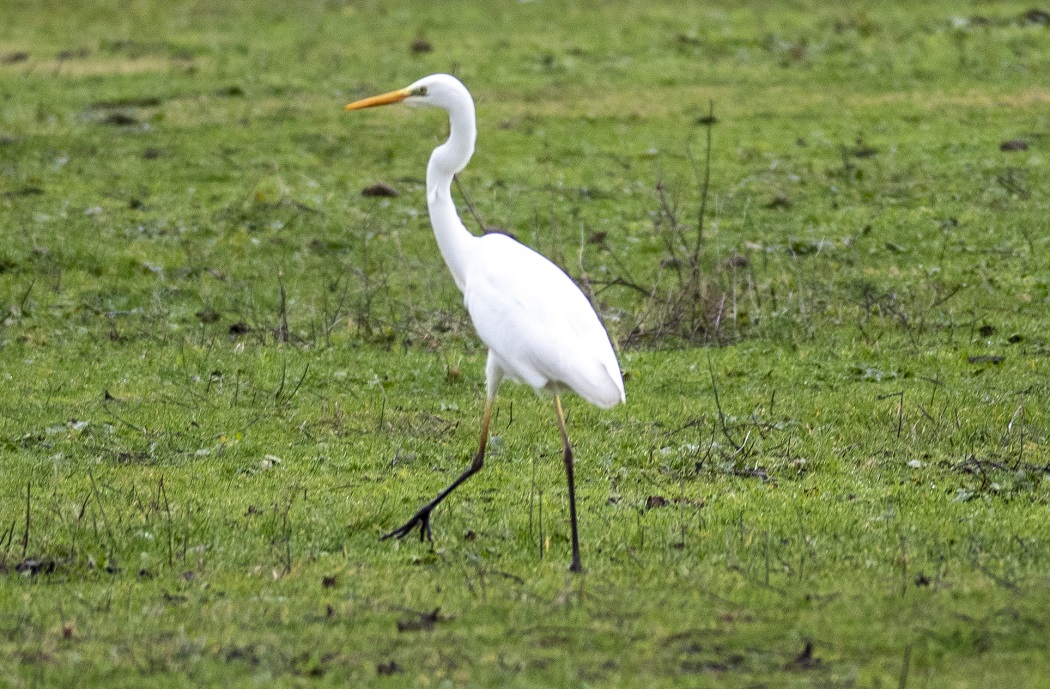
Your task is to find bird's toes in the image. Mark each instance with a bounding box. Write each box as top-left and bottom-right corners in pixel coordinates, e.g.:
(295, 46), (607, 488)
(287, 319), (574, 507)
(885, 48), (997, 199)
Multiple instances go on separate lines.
(382, 507), (435, 543)
(382, 523), (410, 541)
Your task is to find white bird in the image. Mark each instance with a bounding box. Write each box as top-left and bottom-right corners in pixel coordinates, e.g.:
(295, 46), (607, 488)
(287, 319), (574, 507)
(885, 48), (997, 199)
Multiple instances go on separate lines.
(346, 74), (624, 572)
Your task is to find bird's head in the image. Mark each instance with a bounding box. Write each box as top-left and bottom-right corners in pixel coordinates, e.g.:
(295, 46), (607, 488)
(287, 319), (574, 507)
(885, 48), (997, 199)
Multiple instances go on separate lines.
(345, 73), (471, 113)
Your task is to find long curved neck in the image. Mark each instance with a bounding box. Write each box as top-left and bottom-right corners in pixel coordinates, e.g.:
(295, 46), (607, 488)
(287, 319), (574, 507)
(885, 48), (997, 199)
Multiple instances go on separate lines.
(426, 96), (477, 292)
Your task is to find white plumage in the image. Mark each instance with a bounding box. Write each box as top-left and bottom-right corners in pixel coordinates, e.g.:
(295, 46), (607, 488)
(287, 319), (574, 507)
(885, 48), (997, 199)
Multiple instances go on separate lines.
(464, 233), (624, 408)
(346, 73), (624, 572)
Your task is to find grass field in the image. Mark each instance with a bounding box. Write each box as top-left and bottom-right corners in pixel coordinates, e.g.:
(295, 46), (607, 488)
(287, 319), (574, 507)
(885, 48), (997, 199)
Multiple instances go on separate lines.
(2, 0), (1049, 686)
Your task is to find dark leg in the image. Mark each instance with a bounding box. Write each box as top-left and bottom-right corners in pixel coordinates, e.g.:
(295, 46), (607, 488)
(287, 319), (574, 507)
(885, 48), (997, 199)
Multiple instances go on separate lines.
(555, 395), (582, 573)
(383, 399), (493, 542)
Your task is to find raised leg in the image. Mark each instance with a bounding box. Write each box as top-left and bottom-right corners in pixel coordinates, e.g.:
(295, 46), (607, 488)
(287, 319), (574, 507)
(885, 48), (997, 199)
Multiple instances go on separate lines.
(383, 398), (493, 542)
(554, 395), (582, 573)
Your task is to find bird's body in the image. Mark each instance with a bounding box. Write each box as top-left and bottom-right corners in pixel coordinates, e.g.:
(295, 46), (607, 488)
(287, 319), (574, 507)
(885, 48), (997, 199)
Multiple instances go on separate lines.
(346, 74), (624, 571)
(463, 233), (624, 407)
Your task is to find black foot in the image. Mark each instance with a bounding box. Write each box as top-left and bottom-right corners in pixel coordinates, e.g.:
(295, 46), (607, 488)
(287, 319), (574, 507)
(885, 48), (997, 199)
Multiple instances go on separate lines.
(569, 557), (583, 574)
(382, 508), (433, 543)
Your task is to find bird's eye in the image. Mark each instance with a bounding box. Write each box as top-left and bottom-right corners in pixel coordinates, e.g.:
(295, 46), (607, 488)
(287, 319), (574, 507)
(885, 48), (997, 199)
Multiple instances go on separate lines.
(413, 86), (428, 97)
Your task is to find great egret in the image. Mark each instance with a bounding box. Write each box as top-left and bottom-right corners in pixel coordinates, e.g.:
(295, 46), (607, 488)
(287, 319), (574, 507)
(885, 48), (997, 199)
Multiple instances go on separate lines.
(346, 74), (624, 572)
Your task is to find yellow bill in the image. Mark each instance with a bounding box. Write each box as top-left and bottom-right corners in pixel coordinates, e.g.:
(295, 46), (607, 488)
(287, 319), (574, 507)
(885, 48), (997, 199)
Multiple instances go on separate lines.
(345, 88), (411, 111)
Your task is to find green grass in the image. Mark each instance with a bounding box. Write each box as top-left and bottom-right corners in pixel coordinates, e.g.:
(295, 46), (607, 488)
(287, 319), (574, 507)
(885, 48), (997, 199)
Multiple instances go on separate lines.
(2, 0), (1049, 686)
